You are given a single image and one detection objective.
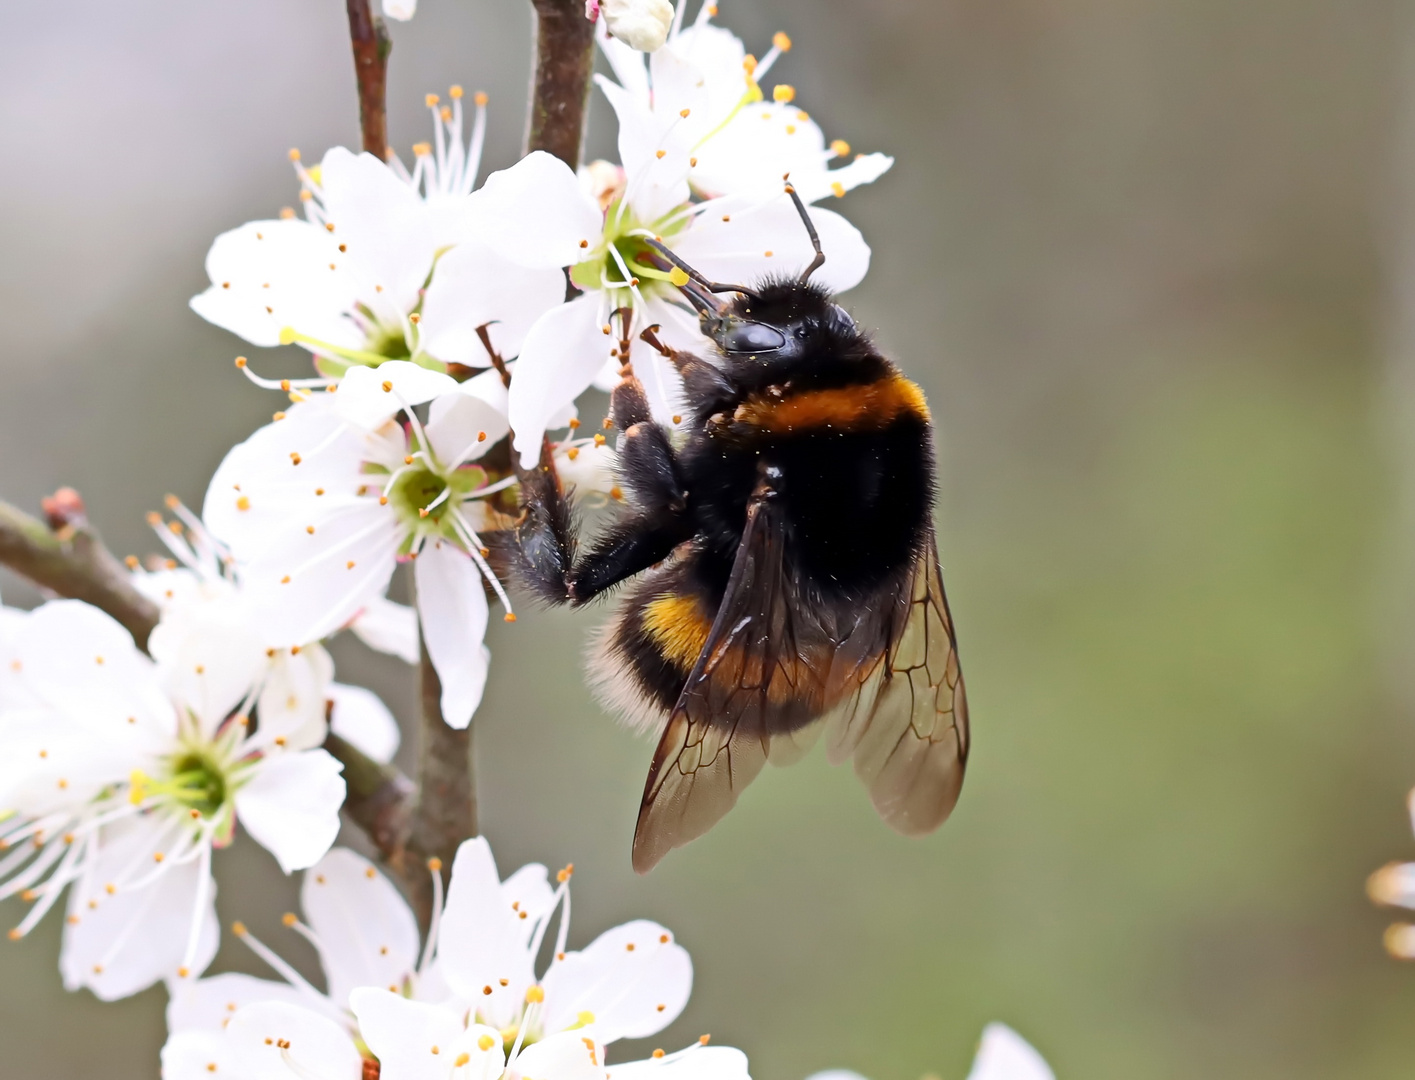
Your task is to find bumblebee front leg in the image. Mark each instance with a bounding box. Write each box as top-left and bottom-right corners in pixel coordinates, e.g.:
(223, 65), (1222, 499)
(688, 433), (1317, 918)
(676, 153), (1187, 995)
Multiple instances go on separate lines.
(611, 375), (685, 515)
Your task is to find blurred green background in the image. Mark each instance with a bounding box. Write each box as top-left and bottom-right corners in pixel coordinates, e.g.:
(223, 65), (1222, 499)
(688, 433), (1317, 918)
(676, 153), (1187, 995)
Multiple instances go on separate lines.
(4, 0), (1415, 1076)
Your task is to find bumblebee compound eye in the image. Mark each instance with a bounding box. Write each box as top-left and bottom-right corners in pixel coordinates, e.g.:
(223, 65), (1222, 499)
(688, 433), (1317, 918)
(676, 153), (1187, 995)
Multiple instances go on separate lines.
(720, 321), (787, 354)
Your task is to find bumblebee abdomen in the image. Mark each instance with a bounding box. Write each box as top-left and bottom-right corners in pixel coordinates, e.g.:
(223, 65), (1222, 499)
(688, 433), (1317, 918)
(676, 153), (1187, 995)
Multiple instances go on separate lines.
(588, 560), (718, 730)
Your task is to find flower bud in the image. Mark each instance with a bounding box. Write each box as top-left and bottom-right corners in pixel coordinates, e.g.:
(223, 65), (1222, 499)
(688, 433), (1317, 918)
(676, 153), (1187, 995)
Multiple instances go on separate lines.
(600, 0), (673, 52)
(382, 0), (416, 20)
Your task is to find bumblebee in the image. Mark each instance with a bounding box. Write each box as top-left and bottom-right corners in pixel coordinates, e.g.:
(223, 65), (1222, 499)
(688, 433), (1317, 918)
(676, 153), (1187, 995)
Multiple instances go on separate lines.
(509, 186), (969, 872)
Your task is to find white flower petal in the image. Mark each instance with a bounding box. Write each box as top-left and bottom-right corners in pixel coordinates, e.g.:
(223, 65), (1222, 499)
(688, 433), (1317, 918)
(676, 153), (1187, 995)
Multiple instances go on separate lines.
(555, 440), (618, 496)
(509, 294), (611, 468)
(328, 682), (402, 763)
(167, 971), (309, 1033)
(301, 848), (420, 1009)
(234, 750), (345, 874)
(511, 1029), (607, 1080)
(541, 920), (691, 1042)
(613, 1046), (750, 1080)
(334, 360), (460, 430)
(425, 369), (511, 467)
(596, 20), (651, 101)
(319, 146), (440, 318)
(17, 600), (176, 742)
(499, 862), (556, 936)
(673, 197), (870, 295)
(473, 152), (605, 270)
(240, 502), (404, 649)
(598, 75), (691, 220)
(414, 541), (490, 730)
(161, 1031), (243, 1080)
(966, 1024), (1055, 1080)
(190, 219), (362, 351)
(202, 398), (376, 563)
(61, 816), (218, 1002)
(435, 838), (537, 1023)
(255, 644), (335, 752)
(151, 602), (266, 739)
(227, 1000), (364, 1080)
(419, 240), (568, 365)
(673, 198), (871, 295)
(383, 0), (417, 19)
(349, 595), (420, 664)
(349, 988), (476, 1080)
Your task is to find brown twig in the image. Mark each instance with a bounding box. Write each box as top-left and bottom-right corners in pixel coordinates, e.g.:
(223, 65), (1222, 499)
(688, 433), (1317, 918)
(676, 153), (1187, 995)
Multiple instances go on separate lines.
(0, 495), (161, 651)
(526, 0), (598, 167)
(347, 0), (392, 159)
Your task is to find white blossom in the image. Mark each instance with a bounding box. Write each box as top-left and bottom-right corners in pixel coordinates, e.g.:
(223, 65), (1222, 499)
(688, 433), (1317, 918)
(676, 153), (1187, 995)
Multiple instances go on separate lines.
(202, 362), (516, 729)
(0, 600), (345, 1000)
(190, 90), (564, 383)
(595, 4), (893, 203)
(384, 0), (417, 20)
(163, 838), (695, 1079)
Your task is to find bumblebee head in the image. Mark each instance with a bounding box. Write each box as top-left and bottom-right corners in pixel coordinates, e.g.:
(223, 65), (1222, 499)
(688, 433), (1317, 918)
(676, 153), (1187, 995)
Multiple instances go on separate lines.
(646, 182), (865, 384)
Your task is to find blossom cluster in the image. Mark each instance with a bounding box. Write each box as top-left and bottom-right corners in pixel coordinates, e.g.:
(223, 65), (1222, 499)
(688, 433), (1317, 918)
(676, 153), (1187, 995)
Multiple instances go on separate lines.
(1, 2), (1057, 1077)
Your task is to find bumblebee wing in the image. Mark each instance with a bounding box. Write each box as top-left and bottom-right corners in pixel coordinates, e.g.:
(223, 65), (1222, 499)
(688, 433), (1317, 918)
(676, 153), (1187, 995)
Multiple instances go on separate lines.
(631, 482), (831, 873)
(825, 527), (969, 836)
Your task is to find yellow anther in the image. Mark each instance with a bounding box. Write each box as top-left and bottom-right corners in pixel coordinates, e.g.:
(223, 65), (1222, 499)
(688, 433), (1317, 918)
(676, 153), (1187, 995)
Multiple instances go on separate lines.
(652, 1050), (665, 1059)
(7, 929), (22, 941)
(153, 852), (165, 863)
(177, 966), (191, 978)
(655, 149), (666, 159)
(412, 142), (432, 157)
(475, 91), (489, 106)
(281, 575), (291, 584)
(680, 108), (691, 118)
(449, 84), (464, 99)
(478, 1035), (495, 1051)
(699, 1035), (711, 1045)
(290, 452), (303, 465)
(764, 250), (774, 257)
(831, 182), (846, 198)
(427, 857), (443, 872)
(404, 455), (415, 465)
(526, 985), (545, 1004)
(425, 93), (440, 107)
(504, 613), (517, 623)
(830, 139), (850, 157)
(279, 206), (296, 219)
(594, 433), (607, 446)
(125, 554), (139, 569)
(743, 55), (757, 76)
(383, 381), (394, 392)
(272, 410), (286, 421)
(773, 84), (795, 103)
(566, 447), (580, 461)
(668, 266), (691, 287)
(366, 867), (377, 879)
(282, 912), (298, 927)
(288, 148), (301, 162)
(440, 106), (452, 121)
(609, 485), (624, 501)
(299, 189), (313, 201)
(278, 326), (296, 345)
(477, 431), (487, 442)
(419, 508), (430, 518)
(456, 1053), (472, 1066)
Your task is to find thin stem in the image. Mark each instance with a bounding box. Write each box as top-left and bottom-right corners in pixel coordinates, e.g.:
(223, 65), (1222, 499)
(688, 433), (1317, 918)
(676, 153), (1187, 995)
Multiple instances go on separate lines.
(0, 496), (159, 651)
(346, 0), (392, 159)
(525, 0), (597, 167)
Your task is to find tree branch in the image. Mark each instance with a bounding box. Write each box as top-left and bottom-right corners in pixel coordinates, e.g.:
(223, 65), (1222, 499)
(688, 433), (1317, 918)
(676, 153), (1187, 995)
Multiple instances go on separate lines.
(526, 0), (598, 166)
(347, 0), (392, 159)
(0, 494), (160, 651)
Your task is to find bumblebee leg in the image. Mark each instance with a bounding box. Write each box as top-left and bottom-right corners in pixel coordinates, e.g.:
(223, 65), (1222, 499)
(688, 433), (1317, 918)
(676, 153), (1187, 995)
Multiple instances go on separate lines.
(489, 458), (579, 605)
(568, 512), (692, 603)
(610, 372), (687, 514)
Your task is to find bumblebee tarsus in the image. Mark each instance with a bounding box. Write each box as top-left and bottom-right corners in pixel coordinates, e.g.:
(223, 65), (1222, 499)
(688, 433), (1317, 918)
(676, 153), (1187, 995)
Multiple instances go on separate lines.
(498, 458), (578, 605)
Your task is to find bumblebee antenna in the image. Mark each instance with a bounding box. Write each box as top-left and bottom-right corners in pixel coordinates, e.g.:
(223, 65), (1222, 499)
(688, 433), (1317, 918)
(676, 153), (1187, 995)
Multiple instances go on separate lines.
(644, 239), (759, 301)
(784, 179), (825, 283)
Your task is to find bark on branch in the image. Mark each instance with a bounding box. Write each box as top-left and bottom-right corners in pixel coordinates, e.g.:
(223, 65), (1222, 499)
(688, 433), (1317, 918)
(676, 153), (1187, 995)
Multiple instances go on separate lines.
(526, 0), (598, 166)
(347, 0), (392, 159)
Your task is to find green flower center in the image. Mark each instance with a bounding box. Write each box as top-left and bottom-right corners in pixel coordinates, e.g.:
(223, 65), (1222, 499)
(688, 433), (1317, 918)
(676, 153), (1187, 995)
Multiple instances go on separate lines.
(570, 199), (689, 296)
(385, 462), (487, 544)
(166, 750), (230, 819)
